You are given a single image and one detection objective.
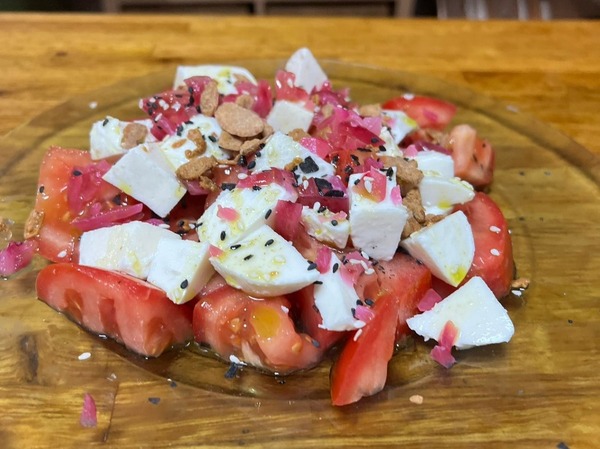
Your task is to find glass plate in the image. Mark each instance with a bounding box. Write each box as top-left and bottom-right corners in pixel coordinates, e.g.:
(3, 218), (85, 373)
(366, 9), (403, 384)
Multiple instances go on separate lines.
(1, 60), (598, 447)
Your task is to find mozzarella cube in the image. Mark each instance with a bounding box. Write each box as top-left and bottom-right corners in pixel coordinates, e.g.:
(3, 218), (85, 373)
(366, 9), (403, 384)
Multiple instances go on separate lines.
(210, 224), (319, 297)
(103, 143), (186, 218)
(159, 114), (229, 171)
(89, 116), (154, 160)
(173, 65), (257, 95)
(147, 239), (214, 304)
(266, 100), (314, 134)
(382, 109), (418, 144)
(407, 276), (514, 350)
(301, 205), (349, 249)
(284, 47), (328, 93)
(412, 150), (454, 178)
(400, 211), (474, 287)
(79, 221), (180, 279)
(314, 253), (363, 331)
(419, 176), (475, 215)
(348, 169), (409, 261)
(253, 132), (334, 180)
(196, 182), (297, 249)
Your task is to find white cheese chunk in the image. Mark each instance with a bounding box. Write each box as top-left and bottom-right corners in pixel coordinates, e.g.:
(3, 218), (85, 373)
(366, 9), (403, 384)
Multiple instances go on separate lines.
(196, 182), (297, 249)
(89, 116), (155, 160)
(284, 47), (328, 93)
(252, 132), (334, 180)
(400, 211), (474, 287)
(102, 143), (186, 218)
(419, 176), (475, 215)
(79, 221), (180, 279)
(266, 100), (314, 134)
(407, 276), (514, 350)
(210, 224), (319, 297)
(382, 109), (418, 144)
(348, 169), (409, 261)
(147, 239), (214, 304)
(173, 65), (257, 95)
(377, 127), (403, 157)
(300, 205), (349, 249)
(314, 253), (363, 331)
(159, 114), (229, 171)
(412, 150), (454, 178)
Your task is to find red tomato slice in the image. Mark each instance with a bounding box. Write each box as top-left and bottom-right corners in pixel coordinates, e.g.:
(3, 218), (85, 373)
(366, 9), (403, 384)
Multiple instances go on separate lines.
(446, 124), (495, 189)
(33, 146), (144, 263)
(382, 95), (457, 130)
(36, 263), (194, 357)
(193, 283), (323, 374)
(456, 192), (514, 298)
(330, 253), (431, 406)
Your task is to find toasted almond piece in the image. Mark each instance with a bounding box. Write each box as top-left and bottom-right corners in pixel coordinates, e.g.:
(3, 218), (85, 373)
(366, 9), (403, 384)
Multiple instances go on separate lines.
(187, 128), (207, 153)
(235, 94), (254, 110)
(218, 130), (243, 152)
(262, 121), (274, 138)
(198, 175), (218, 192)
(288, 128), (310, 142)
(176, 156), (217, 181)
(404, 188), (426, 223)
(402, 216), (422, 239)
(382, 156), (424, 192)
(358, 103), (382, 117)
(121, 123), (148, 150)
(511, 277), (530, 289)
(424, 213), (445, 226)
(240, 138), (263, 155)
(215, 102), (264, 138)
(24, 209), (44, 239)
(200, 80), (219, 117)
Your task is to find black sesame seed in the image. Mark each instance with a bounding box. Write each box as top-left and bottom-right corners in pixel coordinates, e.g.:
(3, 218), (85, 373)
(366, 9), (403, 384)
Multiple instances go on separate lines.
(258, 143), (266, 150)
(351, 307), (356, 318)
(247, 160), (256, 170)
(238, 155), (247, 167)
(307, 262), (318, 271)
(265, 239), (275, 247)
(379, 145), (387, 152)
(243, 254), (254, 261)
(311, 339), (321, 348)
(197, 222), (203, 227)
(331, 220), (338, 226)
(208, 134), (217, 143)
(370, 137), (379, 144)
(184, 120), (193, 125)
(255, 151), (262, 158)
(331, 155), (340, 165)
(180, 279), (189, 289)
(332, 263), (339, 273)
(356, 299), (364, 306)
(72, 169), (82, 176)
(299, 156), (319, 174)
(318, 205), (327, 213)
(354, 178), (360, 185)
(102, 118), (109, 126)
(344, 166), (353, 174)
(350, 155), (360, 165)
(230, 244), (241, 250)
(112, 195), (122, 205)
(196, 105), (202, 113)
(357, 147), (371, 153)
(252, 185), (262, 191)
(224, 362), (239, 379)
(364, 298), (374, 306)
(176, 125), (184, 136)
(386, 167), (394, 178)
(264, 209), (272, 219)
(221, 183), (236, 191)
(148, 397), (161, 405)
(38, 185), (45, 194)
(313, 280), (323, 285)
(220, 230), (226, 241)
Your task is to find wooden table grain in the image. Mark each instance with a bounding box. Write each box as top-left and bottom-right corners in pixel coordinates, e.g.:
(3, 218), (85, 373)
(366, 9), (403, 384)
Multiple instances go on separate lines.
(0, 13), (598, 449)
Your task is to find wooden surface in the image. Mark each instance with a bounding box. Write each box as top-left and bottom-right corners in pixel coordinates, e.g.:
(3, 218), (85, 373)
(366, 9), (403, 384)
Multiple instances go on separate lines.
(0, 13), (599, 449)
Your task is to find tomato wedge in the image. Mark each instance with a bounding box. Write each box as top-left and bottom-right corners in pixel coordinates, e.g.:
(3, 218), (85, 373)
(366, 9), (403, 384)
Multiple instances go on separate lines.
(36, 263), (194, 357)
(330, 253), (431, 406)
(382, 95), (457, 130)
(446, 124), (495, 189)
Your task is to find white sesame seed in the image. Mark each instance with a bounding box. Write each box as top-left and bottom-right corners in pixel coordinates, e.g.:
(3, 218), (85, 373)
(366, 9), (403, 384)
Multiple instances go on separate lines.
(489, 225), (501, 233)
(364, 268), (375, 275)
(353, 329), (363, 341)
(409, 394), (424, 405)
(57, 250), (67, 259)
(88, 101), (98, 109)
(490, 248), (500, 256)
(237, 173), (248, 179)
(281, 305), (289, 314)
(403, 93), (415, 101)
(229, 354), (246, 365)
(511, 290), (522, 297)
(78, 352), (91, 361)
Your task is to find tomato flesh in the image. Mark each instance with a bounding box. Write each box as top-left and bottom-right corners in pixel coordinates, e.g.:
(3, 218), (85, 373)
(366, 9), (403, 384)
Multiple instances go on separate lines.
(382, 95), (457, 130)
(330, 253), (432, 406)
(36, 263), (194, 357)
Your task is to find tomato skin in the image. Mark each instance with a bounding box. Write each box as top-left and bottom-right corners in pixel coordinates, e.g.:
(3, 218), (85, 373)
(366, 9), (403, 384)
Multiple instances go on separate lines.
(382, 95), (457, 130)
(36, 263), (194, 357)
(193, 283), (323, 374)
(454, 192), (514, 298)
(330, 253), (431, 406)
(446, 124), (495, 189)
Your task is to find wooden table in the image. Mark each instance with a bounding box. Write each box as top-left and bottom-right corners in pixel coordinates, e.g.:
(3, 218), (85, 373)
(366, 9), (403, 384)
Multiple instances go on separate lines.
(0, 13), (598, 449)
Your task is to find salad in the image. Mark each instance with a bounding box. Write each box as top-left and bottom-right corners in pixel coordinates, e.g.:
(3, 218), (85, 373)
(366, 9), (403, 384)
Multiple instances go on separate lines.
(3, 48), (519, 406)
